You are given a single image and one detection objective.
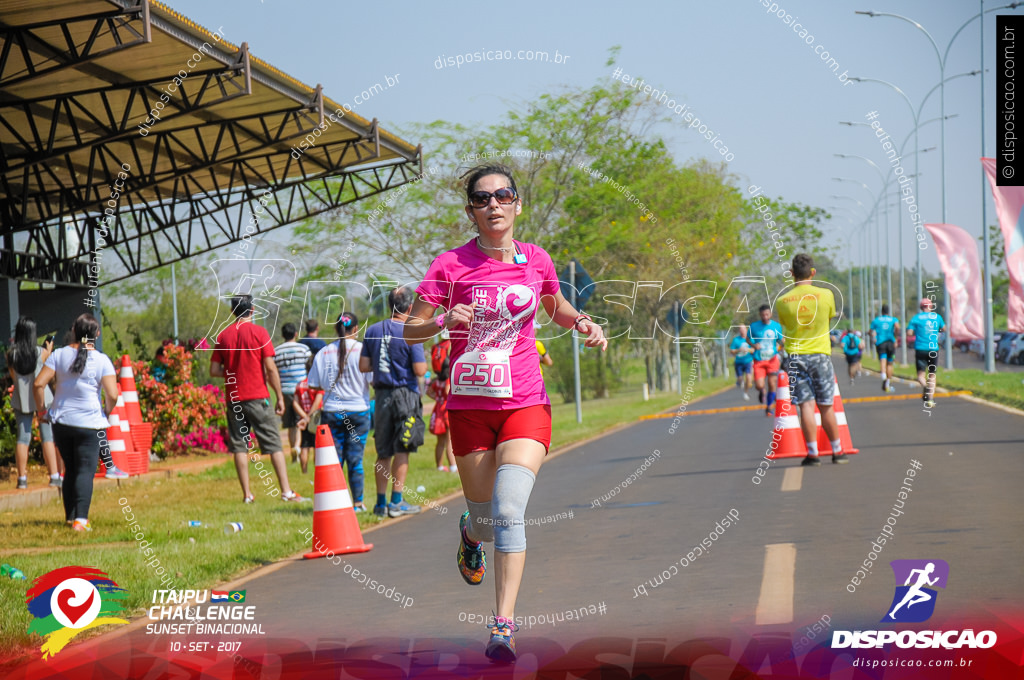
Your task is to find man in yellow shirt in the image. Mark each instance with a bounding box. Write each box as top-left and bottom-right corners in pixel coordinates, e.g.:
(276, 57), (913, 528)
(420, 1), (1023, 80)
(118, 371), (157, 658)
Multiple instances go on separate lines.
(775, 254), (848, 466)
(536, 340), (553, 379)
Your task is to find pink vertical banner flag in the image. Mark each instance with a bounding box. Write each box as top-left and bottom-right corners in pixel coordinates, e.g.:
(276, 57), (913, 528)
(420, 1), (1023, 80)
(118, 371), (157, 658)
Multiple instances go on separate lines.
(981, 158), (1024, 332)
(923, 223), (985, 340)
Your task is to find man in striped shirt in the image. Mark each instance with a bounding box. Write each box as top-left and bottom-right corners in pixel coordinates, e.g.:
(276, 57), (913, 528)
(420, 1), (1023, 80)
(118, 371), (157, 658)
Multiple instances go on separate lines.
(274, 323), (312, 461)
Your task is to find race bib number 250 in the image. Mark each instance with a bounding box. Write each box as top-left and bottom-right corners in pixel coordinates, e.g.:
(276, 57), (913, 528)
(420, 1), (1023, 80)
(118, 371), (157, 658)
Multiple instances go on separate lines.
(452, 351), (513, 398)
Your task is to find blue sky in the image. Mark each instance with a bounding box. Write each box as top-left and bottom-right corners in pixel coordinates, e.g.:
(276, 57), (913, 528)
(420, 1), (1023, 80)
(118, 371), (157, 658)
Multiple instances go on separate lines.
(167, 0), (1010, 277)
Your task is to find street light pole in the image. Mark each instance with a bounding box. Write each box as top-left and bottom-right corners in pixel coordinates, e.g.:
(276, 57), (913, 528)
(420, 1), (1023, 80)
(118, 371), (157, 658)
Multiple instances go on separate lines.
(856, 3), (1023, 366)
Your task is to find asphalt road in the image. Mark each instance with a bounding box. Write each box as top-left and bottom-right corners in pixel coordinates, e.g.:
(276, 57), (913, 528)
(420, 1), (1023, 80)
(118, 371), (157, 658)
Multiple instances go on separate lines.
(19, 360), (1024, 678)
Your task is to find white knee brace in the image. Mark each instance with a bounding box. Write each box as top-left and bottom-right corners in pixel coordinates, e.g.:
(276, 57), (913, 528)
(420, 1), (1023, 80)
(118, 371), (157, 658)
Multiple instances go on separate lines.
(492, 464), (536, 553)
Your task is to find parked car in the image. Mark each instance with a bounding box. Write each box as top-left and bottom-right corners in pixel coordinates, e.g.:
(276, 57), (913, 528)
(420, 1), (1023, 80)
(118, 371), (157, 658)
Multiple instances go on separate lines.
(968, 332), (1003, 358)
(1009, 342), (1024, 365)
(996, 332), (1020, 363)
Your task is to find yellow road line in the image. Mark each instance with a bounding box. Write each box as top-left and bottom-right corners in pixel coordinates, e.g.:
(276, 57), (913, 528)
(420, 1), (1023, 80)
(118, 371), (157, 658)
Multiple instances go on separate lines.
(638, 391), (972, 419)
(845, 391), (971, 403)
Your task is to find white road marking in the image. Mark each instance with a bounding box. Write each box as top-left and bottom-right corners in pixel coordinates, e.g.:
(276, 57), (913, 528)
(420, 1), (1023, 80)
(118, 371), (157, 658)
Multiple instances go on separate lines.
(755, 543), (796, 625)
(781, 467), (803, 492)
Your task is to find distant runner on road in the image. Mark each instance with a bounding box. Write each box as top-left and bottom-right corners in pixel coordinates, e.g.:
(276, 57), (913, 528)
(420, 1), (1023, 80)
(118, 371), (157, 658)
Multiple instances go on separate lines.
(404, 163), (606, 664)
(870, 304), (900, 393)
(730, 324), (754, 401)
(749, 304), (785, 417)
(841, 330), (863, 386)
(907, 299), (946, 409)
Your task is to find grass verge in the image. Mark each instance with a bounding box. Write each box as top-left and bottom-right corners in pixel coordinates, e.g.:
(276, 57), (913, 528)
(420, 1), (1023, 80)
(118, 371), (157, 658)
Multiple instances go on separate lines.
(858, 355), (1024, 411)
(0, 371), (729, 661)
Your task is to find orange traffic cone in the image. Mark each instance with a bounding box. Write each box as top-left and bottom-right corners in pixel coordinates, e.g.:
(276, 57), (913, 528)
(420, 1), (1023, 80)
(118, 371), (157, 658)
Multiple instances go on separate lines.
(303, 425), (372, 559)
(814, 378), (860, 455)
(767, 370), (808, 459)
(119, 356), (144, 426)
(101, 391), (132, 475)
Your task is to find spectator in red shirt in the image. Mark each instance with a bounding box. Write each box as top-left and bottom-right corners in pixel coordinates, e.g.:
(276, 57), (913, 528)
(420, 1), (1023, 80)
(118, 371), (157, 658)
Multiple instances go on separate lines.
(210, 295), (304, 503)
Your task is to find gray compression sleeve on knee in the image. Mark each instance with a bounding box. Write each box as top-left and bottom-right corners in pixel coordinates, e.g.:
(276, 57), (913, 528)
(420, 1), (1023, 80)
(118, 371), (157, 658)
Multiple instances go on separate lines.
(465, 499), (493, 543)
(492, 463), (536, 553)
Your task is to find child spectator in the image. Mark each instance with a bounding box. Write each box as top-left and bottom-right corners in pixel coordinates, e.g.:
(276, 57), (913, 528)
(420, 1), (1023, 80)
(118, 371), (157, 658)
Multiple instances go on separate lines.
(427, 332), (456, 472)
(293, 356), (324, 475)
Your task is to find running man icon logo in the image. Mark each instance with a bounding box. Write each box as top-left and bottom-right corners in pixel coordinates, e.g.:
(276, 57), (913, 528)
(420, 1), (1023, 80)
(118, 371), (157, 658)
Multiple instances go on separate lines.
(883, 559), (950, 623)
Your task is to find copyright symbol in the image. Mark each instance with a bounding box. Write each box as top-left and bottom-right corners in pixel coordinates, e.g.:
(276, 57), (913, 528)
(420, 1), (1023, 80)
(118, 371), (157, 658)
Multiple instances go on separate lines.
(1003, 165), (1015, 179)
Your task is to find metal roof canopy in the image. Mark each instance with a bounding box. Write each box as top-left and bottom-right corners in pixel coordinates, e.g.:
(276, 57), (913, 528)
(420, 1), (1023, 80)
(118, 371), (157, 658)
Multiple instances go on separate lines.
(0, 0), (422, 287)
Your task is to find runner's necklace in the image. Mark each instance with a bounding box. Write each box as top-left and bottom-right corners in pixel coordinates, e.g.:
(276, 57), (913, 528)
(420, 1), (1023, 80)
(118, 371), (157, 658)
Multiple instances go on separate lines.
(476, 237), (527, 264)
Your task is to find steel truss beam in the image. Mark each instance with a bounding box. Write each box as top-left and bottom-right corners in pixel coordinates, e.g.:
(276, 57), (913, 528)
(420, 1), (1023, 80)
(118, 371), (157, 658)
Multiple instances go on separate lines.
(2, 152), (423, 287)
(0, 3), (151, 89)
(1, 60), (251, 172)
(1, 100), (347, 229)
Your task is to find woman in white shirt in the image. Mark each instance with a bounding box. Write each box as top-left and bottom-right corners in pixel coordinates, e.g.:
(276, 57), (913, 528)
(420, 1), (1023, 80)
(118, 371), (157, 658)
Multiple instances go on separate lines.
(6, 316), (62, 488)
(306, 312), (372, 512)
(34, 314), (119, 531)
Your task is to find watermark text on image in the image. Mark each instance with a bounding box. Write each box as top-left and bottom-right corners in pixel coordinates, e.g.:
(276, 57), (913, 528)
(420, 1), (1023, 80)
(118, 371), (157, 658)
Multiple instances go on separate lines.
(458, 602), (606, 629)
(633, 509), (740, 597)
(611, 68), (734, 162)
(846, 459), (922, 593)
(435, 49), (570, 70)
(756, 1), (850, 87)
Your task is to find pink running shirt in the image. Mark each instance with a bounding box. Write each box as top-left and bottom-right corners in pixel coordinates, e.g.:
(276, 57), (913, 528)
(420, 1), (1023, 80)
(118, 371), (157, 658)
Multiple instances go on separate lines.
(417, 239), (560, 411)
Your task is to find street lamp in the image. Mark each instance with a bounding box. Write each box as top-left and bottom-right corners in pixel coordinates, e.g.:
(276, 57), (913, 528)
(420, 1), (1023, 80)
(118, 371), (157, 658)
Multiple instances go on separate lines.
(840, 118), (946, 365)
(833, 177), (882, 317)
(855, 2), (1022, 368)
(834, 154), (893, 316)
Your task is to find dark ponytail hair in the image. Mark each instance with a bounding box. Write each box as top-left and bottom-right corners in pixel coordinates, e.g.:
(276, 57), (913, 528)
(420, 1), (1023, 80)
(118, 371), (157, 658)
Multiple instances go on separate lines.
(69, 313), (100, 374)
(334, 311), (359, 384)
(9, 316), (39, 375)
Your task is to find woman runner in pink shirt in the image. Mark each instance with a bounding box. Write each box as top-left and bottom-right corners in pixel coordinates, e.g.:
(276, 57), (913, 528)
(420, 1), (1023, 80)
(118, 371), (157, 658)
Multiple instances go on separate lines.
(404, 164), (607, 663)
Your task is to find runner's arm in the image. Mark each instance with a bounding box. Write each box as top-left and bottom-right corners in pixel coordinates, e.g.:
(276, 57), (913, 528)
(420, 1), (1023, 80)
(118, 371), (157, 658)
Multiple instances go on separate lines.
(541, 291), (607, 351)
(262, 356), (285, 415)
(209, 360), (225, 378)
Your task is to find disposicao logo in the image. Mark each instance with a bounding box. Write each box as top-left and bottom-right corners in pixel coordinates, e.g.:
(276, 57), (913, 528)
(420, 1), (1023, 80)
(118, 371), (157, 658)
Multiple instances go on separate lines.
(883, 559), (948, 623)
(833, 559), (997, 650)
(26, 566), (129, 659)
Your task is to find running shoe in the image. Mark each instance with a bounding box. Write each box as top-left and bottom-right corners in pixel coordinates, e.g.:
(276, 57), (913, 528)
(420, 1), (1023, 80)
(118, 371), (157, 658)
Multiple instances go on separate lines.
(888, 385), (897, 393)
(281, 491), (310, 502)
(353, 503), (367, 513)
(485, 617), (519, 663)
(924, 400), (936, 408)
(105, 466), (129, 479)
(881, 379), (888, 393)
(72, 519), (92, 532)
(742, 392), (750, 401)
(765, 408), (772, 417)
(457, 511), (486, 585)
(388, 501), (421, 518)
(437, 466), (449, 472)
(800, 455), (822, 467)
(373, 504), (387, 517)
(832, 453), (849, 464)
(49, 476), (62, 488)
(849, 379), (855, 386)
(244, 494), (255, 504)
(16, 477), (27, 489)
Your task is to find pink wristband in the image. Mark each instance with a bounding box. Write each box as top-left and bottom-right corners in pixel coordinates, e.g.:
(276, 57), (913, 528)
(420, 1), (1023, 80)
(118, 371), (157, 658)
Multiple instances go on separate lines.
(436, 314), (446, 328)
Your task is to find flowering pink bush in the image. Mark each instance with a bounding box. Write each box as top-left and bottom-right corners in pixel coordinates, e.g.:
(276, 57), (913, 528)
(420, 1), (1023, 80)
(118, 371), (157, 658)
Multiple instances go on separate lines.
(133, 345), (227, 457)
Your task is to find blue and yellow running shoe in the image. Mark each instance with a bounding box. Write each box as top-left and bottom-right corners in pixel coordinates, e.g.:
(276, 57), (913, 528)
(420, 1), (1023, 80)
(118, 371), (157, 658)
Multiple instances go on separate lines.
(457, 511), (486, 585)
(485, 616), (519, 663)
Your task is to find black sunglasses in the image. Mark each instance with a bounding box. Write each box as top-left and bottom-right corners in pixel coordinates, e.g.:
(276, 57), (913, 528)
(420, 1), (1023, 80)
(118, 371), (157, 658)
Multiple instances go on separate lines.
(468, 187), (518, 208)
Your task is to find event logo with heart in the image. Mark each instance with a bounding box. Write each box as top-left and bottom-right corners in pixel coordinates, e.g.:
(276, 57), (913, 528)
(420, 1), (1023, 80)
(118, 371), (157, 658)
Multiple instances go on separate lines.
(26, 566), (129, 659)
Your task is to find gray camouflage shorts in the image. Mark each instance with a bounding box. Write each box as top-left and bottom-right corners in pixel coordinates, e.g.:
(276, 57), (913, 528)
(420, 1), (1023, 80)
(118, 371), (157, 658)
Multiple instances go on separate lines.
(785, 354), (836, 406)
